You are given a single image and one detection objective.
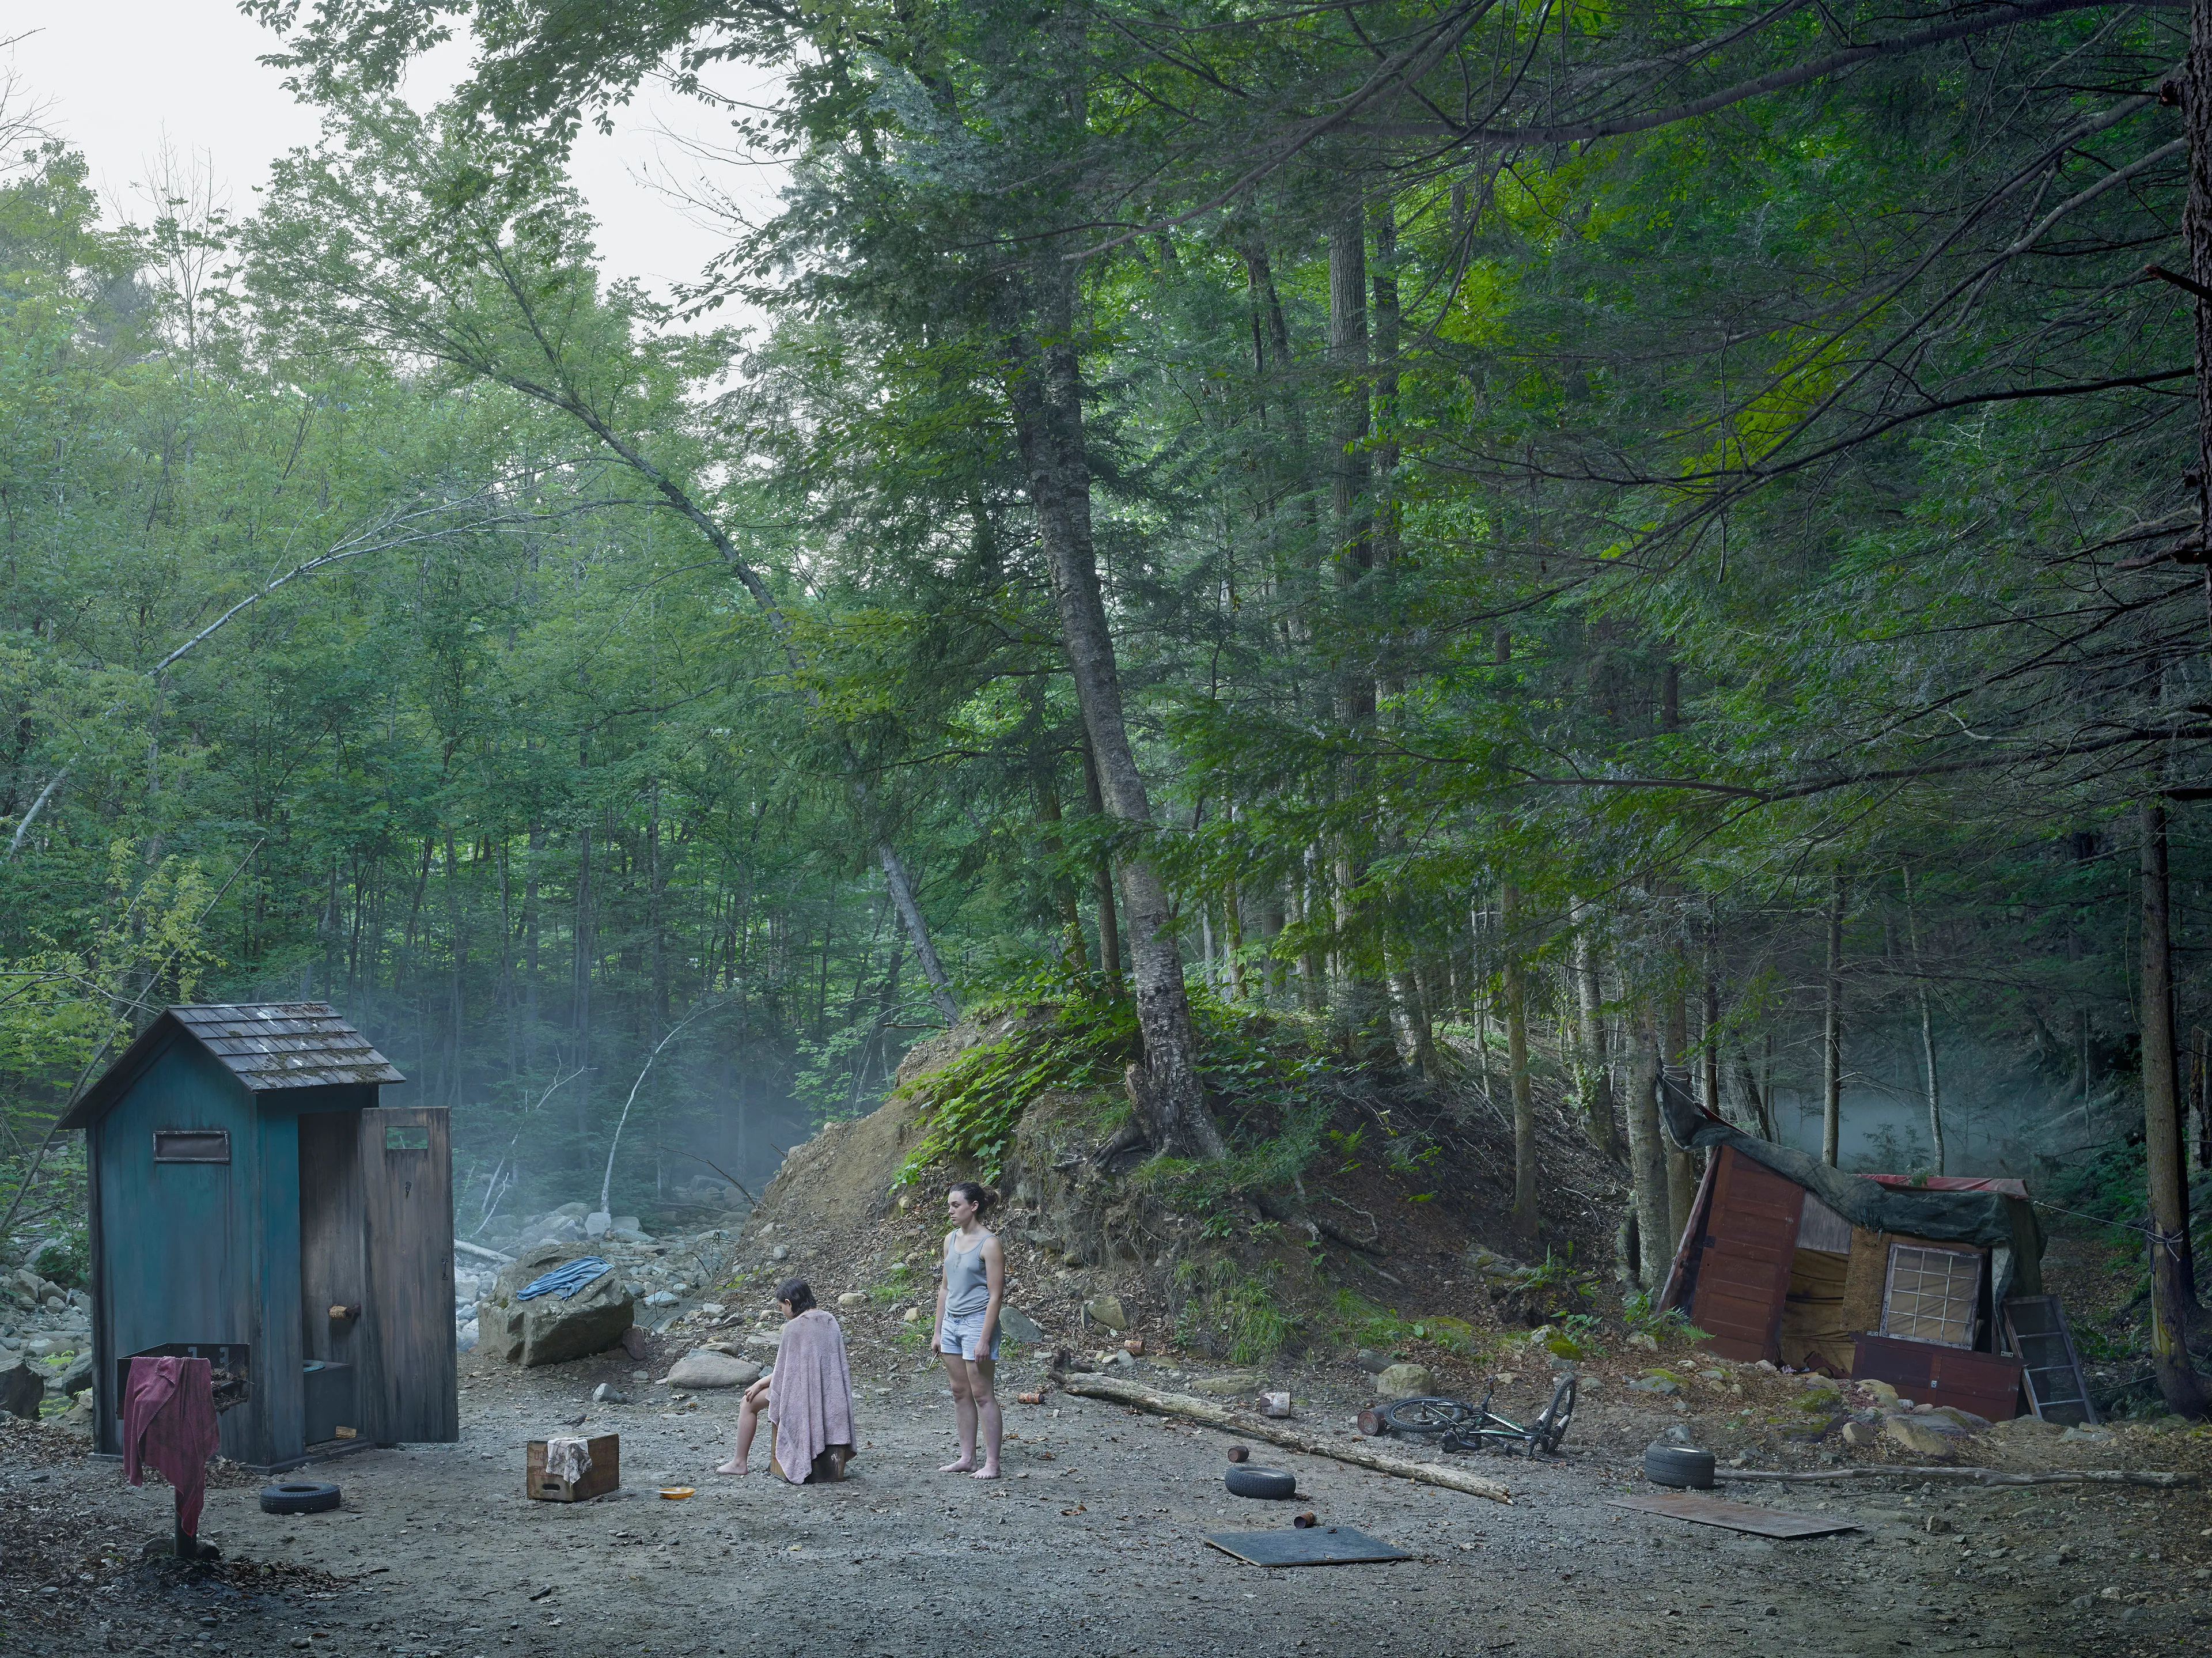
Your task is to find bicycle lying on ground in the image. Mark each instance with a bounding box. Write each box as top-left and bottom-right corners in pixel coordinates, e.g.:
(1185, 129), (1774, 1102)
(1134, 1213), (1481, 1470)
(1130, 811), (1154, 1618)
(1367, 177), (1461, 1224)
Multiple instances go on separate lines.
(1378, 1374), (1578, 1458)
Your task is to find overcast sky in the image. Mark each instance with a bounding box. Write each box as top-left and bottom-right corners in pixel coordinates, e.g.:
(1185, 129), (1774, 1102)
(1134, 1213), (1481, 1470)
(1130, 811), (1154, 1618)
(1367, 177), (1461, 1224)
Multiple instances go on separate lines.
(7, 3), (785, 320)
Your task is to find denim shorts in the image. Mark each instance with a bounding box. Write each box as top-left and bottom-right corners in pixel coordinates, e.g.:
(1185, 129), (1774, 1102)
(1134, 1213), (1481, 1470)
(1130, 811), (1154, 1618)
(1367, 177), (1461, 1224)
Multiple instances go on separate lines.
(938, 1307), (1000, 1361)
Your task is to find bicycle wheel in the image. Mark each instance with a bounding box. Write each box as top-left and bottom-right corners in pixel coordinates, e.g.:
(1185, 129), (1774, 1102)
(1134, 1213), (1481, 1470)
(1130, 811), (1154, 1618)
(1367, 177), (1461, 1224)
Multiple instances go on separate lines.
(1529, 1374), (1578, 1455)
(1380, 1396), (1476, 1436)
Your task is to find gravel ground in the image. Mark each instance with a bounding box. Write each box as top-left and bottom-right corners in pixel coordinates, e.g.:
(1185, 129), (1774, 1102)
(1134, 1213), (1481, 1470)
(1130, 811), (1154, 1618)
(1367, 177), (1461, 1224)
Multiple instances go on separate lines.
(6, 1340), (2211, 1658)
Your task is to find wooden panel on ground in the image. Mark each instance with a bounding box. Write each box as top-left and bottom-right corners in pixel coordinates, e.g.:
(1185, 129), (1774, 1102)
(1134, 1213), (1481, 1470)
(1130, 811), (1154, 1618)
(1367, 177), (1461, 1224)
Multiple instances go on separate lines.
(360, 1106), (458, 1444)
(2002, 1296), (2098, 1426)
(1690, 1147), (1805, 1362)
(1851, 1334), (2024, 1420)
(1202, 1527), (1412, 1566)
(526, 1435), (620, 1502)
(1607, 1492), (1858, 1539)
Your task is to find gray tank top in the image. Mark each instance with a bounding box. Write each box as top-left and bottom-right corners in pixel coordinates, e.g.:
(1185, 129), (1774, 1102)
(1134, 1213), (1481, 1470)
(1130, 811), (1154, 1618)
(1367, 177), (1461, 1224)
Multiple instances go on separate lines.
(943, 1231), (992, 1316)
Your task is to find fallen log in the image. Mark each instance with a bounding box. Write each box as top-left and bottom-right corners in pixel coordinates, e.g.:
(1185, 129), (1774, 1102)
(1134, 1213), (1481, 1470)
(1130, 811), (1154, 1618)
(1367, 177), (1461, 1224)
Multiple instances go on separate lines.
(1052, 1372), (1513, 1505)
(1719, 1465), (2198, 1489)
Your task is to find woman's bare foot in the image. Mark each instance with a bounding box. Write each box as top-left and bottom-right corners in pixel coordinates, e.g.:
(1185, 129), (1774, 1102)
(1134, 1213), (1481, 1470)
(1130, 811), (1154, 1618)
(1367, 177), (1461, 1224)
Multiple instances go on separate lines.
(714, 1458), (748, 1476)
(971, 1465), (1000, 1480)
(939, 1456), (975, 1472)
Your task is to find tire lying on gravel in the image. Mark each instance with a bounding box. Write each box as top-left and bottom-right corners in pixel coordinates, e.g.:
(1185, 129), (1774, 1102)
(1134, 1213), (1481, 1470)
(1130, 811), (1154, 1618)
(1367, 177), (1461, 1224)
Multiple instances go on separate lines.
(259, 1482), (342, 1515)
(1642, 1445), (1716, 1490)
(1224, 1464), (1297, 1500)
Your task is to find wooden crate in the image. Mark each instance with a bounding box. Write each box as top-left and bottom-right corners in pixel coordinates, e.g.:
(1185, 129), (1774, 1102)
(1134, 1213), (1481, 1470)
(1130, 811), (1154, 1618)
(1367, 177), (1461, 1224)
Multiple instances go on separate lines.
(526, 1434), (620, 1502)
(768, 1422), (850, 1483)
(1851, 1335), (2024, 1420)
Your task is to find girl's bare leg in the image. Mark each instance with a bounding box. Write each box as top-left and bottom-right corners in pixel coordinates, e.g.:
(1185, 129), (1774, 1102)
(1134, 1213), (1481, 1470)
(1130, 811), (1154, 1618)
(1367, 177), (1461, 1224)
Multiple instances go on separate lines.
(717, 1384), (767, 1474)
(970, 1355), (1001, 1479)
(940, 1350), (978, 1471)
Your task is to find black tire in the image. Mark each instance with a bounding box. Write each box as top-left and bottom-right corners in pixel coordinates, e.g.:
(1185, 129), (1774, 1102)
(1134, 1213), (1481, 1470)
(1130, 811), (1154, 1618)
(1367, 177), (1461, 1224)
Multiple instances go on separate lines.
(1642, 1445), (1715, 1490)
(1224, 1464), (1297, 1500)
(1380, 1396), (1475, 1436)
(259, 1482), (342, 1515)
(1531, 1375), (1578, 1455)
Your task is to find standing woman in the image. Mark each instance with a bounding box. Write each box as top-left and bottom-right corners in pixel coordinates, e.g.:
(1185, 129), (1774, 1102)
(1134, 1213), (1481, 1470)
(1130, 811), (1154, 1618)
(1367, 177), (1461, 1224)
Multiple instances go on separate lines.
(934, 1180), (1005, 1478)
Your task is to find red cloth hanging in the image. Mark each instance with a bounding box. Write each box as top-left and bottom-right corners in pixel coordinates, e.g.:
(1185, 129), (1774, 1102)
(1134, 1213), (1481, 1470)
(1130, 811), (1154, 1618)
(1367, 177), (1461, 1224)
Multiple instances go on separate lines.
(123, 1356), (221, 1536)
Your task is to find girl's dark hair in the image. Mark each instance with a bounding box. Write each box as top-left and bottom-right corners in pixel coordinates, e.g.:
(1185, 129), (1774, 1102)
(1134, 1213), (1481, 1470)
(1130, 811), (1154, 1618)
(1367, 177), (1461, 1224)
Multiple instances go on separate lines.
(948, 1180), (998, 1216)
(775, 1278), (816, 1315)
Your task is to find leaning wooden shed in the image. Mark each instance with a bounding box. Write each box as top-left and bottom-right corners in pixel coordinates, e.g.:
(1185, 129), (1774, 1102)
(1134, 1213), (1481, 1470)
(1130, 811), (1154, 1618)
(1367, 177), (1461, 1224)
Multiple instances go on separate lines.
(61, 1003), (457, 1471)
(1656, 1078), (2090, 1424)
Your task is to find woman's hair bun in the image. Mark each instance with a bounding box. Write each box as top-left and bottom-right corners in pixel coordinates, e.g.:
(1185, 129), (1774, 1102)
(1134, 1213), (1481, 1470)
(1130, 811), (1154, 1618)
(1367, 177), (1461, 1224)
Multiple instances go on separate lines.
(948, 1179), (998, 1215)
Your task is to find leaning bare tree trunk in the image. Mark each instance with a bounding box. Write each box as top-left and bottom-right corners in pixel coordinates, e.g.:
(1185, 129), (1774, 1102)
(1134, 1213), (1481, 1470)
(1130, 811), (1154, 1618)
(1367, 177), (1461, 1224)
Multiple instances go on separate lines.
(1626, 1016), (1673, 1289)
(1006, 263), (1223, 1161)
(2141, 800), (2210, 1416)
(1502, 882), (1539, 1239)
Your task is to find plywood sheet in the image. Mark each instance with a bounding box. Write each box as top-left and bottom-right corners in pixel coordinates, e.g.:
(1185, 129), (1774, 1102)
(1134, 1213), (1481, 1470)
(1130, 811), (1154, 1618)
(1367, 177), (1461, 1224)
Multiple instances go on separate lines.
(1691, 1148), (1805, 1362)
(1607, 1492), (1858, 1539)
(1779, 1247), (1855, 1373)
(1203, 1527), (1413, 1567)
(361, 1106), (459, 1444)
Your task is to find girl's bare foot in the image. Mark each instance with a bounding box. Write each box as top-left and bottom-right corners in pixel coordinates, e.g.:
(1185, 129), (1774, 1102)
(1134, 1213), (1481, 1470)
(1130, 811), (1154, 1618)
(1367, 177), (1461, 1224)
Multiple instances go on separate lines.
(714, 1458), (748, 1476)
(971, 1466), (999, 1480)
(939, 1457), (975, 1472)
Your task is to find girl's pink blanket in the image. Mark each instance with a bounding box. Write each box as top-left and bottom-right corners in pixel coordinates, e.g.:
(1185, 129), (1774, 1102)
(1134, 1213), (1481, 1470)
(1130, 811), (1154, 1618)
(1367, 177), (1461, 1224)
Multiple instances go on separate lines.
(766, 1308), (856, 1483)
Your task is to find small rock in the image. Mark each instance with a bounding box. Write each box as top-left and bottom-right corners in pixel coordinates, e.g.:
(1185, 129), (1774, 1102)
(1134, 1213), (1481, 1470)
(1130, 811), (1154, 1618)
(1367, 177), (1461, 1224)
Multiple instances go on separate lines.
(1373, 1363), (1436, 1400)
(1083, 1296), (1128, 1332)
(50, 1352), (93, 1397)
(1000, 1306), (1046, 1343)
(2062, 1424), (2112, 1443)
(901, 1307), (921, 1323)
(592, 1383), (628, 1405)
(1353, 1349), (1395, 1375)
(700, 1303), (726, 1317)
(1625, 1332), (1660, 1352)
(1923, 1515), (1953, 1535)
(770, 1244), (791, 1262)
(1190, 1372), (1264, 1396)
(1861, 1379), (1900, 1408)
(643, 1290), (680, 1308)
(664, 1350), (762, 1390)
(838, 1292), (867, 1308)
(1842, 1420), (1880, 1448)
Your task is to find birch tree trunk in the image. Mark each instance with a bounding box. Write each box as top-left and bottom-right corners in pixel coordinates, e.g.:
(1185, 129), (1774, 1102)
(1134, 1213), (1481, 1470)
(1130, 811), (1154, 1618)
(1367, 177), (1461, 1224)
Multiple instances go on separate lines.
(1626, 1018), (1673, 1289)
(1903, 865), (1945, 1175)
(1569, 896), (1623, 1157)
(1502, 881), (1539, 1238)
(1823, 874), (1847, 1167)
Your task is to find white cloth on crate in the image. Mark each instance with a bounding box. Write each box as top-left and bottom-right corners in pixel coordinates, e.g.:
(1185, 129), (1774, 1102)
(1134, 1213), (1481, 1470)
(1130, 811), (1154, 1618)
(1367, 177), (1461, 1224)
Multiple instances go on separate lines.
(544, 1436), (592, 1484)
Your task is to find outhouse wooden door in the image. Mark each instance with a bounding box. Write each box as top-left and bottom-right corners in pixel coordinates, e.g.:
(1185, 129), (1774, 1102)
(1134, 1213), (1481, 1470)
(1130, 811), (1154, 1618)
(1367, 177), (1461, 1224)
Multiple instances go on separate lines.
(359, 1106), (459, 1443)
(1690, 1147), (1806, 1362)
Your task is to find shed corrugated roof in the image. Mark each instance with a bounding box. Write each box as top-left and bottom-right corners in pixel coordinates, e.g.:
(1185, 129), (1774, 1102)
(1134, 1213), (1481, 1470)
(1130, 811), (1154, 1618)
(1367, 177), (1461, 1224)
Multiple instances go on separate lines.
(58, 1002), (404, 1130)
(167, 1004), (406, 1090)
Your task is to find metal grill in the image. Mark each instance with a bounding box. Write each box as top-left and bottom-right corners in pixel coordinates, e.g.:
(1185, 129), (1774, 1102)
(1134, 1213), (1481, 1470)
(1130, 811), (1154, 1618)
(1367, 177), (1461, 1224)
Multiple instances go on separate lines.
(1880, 1244), (1982, 1348)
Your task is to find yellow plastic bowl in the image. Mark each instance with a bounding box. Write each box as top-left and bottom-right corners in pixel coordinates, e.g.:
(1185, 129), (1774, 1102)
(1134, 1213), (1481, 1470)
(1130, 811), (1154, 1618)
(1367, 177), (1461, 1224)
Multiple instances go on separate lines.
(658, 1486), (695, 1500)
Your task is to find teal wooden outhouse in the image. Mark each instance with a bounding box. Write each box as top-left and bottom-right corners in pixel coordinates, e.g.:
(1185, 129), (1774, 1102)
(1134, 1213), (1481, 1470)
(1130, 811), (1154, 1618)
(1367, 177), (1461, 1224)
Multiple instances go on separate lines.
(61, 1003), (457, 1471)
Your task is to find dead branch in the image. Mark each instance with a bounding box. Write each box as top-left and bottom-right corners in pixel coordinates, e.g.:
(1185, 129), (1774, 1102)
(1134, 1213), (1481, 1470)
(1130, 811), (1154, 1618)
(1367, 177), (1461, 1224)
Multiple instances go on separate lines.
(1052, 1372), (1513, 1504)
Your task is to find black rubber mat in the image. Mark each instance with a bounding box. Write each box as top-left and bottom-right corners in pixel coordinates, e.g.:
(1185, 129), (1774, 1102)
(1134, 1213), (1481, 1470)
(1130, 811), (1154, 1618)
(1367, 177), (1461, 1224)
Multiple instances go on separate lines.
(1201, 1526), (1412, 1566)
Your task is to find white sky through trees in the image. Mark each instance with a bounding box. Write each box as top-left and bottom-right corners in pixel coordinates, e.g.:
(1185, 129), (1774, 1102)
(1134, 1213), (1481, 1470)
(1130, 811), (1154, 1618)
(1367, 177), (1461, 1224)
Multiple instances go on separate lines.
(10, 2), (783, 321)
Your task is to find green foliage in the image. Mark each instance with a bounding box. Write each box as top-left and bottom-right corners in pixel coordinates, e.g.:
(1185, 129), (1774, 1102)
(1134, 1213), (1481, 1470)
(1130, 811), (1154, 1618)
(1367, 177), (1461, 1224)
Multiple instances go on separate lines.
(1175, 1258), (1297, 1365)
(1623, 1293), (1712, 1347)
(31, 1228), (87, 1289)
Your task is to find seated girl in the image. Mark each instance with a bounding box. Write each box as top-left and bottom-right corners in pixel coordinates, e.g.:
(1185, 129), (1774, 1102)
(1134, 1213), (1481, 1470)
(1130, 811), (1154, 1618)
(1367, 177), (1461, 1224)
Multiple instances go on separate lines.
(715, 1278), (857, 1482)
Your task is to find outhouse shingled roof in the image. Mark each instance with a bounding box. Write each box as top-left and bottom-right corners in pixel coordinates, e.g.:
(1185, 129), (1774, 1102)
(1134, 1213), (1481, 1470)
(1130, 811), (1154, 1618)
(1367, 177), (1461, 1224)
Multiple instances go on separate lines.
(166, 1004), (407, 1090)
(59, 1002), (404, 1130)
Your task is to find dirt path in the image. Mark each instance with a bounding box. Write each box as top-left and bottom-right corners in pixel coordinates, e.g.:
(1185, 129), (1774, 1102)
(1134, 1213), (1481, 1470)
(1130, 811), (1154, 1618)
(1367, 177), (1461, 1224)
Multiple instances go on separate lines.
(6, 1347), (2207, 1658)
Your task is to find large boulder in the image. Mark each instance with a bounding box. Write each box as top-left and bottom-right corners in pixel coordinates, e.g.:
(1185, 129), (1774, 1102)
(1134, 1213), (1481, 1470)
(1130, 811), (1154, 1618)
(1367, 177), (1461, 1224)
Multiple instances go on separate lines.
(665, 1350), (761, 1390)
(1373, 1362), (1437, 1400)
(478, 1243), (634, 1368)
(0, 1360), (42, 1419)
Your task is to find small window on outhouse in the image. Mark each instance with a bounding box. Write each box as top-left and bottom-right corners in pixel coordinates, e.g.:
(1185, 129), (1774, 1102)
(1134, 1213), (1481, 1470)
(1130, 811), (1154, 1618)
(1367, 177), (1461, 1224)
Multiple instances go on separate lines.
(384, 1125), (430, 1151)
(1880, 1244), (1982, 1347)
(153, 1129), (230, 1164)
